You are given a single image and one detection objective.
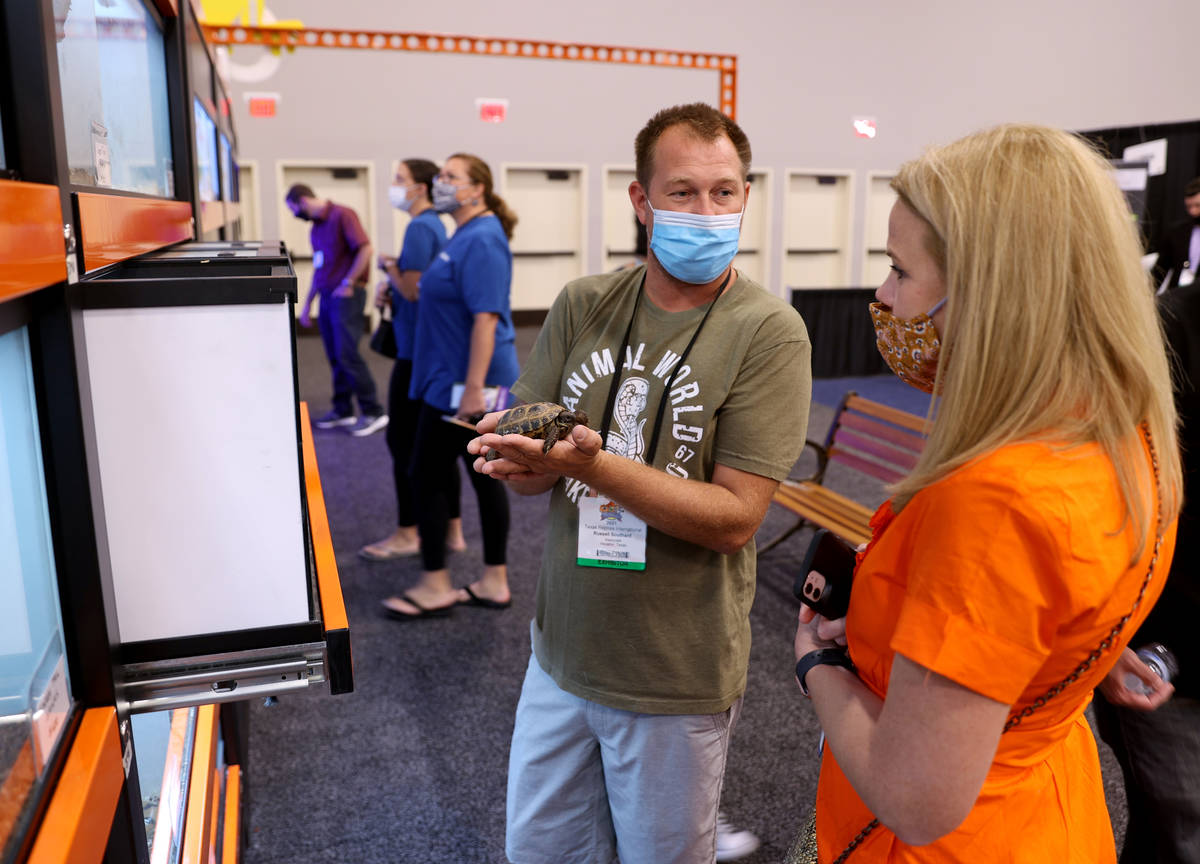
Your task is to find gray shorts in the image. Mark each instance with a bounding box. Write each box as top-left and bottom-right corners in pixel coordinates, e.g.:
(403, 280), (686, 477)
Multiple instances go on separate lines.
(505, 650), (743, 864)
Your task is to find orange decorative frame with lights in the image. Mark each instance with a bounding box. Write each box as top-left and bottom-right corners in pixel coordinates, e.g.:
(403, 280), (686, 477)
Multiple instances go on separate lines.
(201, 25), (739, 119)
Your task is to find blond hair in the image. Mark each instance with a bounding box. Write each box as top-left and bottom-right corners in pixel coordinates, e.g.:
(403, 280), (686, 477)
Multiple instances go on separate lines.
(890, 124), (1180, 556)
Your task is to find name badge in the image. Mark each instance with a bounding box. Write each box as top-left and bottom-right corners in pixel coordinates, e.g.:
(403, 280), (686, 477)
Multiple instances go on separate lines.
(1181, 268), (1196, 288)
(577, 496), (646, 570)
(313, 250), (325, 269)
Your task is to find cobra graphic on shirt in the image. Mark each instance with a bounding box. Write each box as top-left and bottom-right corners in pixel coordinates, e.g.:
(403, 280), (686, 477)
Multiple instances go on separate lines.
(558, 340), (704, 505)
(607, 377), (649, 461)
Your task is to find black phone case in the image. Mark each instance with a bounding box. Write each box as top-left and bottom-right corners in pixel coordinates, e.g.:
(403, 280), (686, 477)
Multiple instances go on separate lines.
(795, 528), (858, 619)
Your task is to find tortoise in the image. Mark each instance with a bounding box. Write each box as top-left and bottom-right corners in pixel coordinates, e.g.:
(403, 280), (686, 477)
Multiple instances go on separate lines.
(486, 402), (589, 460)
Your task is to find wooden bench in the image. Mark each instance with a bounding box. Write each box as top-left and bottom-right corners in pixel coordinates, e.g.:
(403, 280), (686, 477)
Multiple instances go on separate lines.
(760, 392), (930, 552)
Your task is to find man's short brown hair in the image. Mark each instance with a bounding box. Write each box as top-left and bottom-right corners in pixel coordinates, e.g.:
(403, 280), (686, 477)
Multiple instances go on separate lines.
(1185, 177), (1200, 199)
(634, 103), (751, 189)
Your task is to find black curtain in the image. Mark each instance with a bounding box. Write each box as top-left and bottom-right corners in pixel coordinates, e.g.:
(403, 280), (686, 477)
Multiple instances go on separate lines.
(790, 288), (887, 378)
(1080, 120), (1200, 259)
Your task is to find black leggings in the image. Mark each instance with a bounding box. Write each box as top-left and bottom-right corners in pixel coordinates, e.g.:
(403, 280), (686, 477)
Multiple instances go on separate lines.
(387, 359), (460, 527)
(411, 402), (509, 571)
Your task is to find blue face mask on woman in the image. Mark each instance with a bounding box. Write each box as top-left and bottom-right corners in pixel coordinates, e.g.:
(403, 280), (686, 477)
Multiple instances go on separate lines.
(648, 206), (742, 284)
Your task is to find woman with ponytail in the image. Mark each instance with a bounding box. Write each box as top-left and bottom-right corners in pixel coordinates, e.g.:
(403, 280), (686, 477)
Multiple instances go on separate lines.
(381, 153), (519, 620)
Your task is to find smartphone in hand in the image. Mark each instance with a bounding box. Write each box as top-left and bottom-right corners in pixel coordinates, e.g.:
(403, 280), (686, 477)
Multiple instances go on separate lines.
(795, 529), (858, 619)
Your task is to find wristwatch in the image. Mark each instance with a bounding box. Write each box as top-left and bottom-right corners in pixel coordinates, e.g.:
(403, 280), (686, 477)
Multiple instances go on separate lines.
(795, 648), (856, 697)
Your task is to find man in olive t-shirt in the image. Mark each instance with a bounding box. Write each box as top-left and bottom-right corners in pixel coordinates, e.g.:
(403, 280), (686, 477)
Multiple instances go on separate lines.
(471, 104), (811, 864)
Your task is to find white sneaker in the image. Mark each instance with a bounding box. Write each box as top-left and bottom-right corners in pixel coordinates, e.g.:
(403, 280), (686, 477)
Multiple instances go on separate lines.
(715, 811), (760, 861)
(351, 414), (389, 437)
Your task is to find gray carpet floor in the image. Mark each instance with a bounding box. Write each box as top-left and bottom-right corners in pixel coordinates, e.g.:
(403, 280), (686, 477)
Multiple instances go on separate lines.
(241, 327), (1129, 863)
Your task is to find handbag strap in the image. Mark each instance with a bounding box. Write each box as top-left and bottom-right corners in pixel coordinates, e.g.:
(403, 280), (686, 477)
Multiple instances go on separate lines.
(831, 426), (1163, 863)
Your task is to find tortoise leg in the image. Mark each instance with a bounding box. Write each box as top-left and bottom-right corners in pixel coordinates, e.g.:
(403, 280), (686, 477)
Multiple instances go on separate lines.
(542, 426), (561, 454)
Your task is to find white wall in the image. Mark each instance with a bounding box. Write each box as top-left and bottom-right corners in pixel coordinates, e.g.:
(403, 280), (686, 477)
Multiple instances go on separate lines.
(220, 0), (1196, 295)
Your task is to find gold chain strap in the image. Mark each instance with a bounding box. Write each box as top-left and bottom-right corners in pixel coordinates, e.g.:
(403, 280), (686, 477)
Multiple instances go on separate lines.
(830, 426), (1162, 863)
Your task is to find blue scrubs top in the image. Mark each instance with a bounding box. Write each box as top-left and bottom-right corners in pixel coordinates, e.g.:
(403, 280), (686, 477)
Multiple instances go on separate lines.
(392, 209), (447, 361)
(409, 213), (519, 412)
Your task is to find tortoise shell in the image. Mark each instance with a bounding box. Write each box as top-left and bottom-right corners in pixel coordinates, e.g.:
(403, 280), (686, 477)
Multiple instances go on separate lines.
(488, 402), (590, 459)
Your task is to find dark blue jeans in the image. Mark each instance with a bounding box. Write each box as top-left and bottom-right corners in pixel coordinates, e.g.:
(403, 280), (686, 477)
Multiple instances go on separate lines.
(1094, 690), (1200, 863)
(317, 287), (381, 417)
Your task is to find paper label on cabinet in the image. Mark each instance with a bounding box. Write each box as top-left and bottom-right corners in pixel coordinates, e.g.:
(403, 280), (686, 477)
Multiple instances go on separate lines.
(32, 655), (69, 771)
(91, 121), (112, 188)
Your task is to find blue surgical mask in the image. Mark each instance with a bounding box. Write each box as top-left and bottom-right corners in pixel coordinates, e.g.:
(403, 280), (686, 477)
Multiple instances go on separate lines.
(388, 184), (414, 211)
(432, 179), (463, 213)
(648, 206), (742, 284)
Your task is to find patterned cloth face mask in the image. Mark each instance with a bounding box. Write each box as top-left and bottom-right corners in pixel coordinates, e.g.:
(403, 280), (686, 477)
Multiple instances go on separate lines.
(432, 179), (464, 213)
(870, 297), (947, 393)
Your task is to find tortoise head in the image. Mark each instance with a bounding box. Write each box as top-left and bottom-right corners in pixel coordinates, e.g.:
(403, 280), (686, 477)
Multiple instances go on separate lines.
(568, 409), (589, 428)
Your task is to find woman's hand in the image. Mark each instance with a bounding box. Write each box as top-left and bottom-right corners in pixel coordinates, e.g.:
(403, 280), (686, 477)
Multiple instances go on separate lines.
(374, 280), (391, 309)
(795, 593), (848, 661)
(456, 384), (488, 421)
(1098, 647), (1175, 711)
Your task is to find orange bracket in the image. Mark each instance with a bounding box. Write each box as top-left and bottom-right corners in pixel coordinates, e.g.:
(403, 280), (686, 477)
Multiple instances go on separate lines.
(77, 193), (193, 273)
(299, 402), (353, 695)
(27, 708), (123, 864)
(0, 179), (67, 302)
(200, 25), (738, 119)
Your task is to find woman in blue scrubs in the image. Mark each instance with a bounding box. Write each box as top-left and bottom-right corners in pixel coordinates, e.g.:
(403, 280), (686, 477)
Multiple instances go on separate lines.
(381, 153), (519, 619)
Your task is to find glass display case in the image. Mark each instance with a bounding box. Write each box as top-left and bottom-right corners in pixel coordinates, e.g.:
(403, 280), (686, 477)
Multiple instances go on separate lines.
(53, 0), (174, 196)
(0, 321), (74, 860)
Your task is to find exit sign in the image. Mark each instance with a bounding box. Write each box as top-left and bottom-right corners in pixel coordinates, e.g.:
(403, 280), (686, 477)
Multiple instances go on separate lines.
(476, 98), (508, 123)
(244, 91), (280, 118)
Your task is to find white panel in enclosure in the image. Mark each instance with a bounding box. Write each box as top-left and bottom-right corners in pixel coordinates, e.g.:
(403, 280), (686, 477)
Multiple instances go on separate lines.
(82, 303), (310, 643)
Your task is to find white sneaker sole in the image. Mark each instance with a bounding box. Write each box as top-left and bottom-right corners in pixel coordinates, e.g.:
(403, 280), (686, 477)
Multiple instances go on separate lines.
(351, 416), (389, 437)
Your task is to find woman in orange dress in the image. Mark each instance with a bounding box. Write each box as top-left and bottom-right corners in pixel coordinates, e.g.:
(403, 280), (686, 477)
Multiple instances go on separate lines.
(792, 124), (1182, 862)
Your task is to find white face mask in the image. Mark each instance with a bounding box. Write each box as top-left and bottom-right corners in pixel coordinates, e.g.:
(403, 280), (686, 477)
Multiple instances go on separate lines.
(388, 184), (414, 211)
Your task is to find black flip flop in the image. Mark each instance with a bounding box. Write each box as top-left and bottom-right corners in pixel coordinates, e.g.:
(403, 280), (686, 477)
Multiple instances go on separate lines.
(381, 593), (455, 621)
(458, 585), (512, 610)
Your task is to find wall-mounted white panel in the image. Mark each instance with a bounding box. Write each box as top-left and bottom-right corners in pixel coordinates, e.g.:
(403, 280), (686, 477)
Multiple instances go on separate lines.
(503, 164), (586, 309)
(82, 303), (310, 643)
(785, 253), (852, 289)
(864, 172), (898, 289)
(737, 170), (771, 288)
(237, 160), (261, 242)
(603, 165), (639, 271)
(783, 171), (853, 288)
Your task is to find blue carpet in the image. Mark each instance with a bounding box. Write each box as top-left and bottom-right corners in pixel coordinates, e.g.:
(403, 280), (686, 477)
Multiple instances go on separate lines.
(811, 374), (934, 416)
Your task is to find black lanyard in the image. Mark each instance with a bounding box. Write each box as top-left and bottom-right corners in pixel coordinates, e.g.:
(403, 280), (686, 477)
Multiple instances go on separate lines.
(598, 268), (731, 466)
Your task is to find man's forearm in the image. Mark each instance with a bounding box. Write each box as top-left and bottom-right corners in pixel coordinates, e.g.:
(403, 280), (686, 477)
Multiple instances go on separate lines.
(573, 452), (771, 555)
(346, 244), (373, 284)
(301, 283), (319, 314)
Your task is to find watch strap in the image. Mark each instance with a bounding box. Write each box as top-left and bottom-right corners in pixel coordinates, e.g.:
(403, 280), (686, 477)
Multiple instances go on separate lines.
(795, 648), (855, 696)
